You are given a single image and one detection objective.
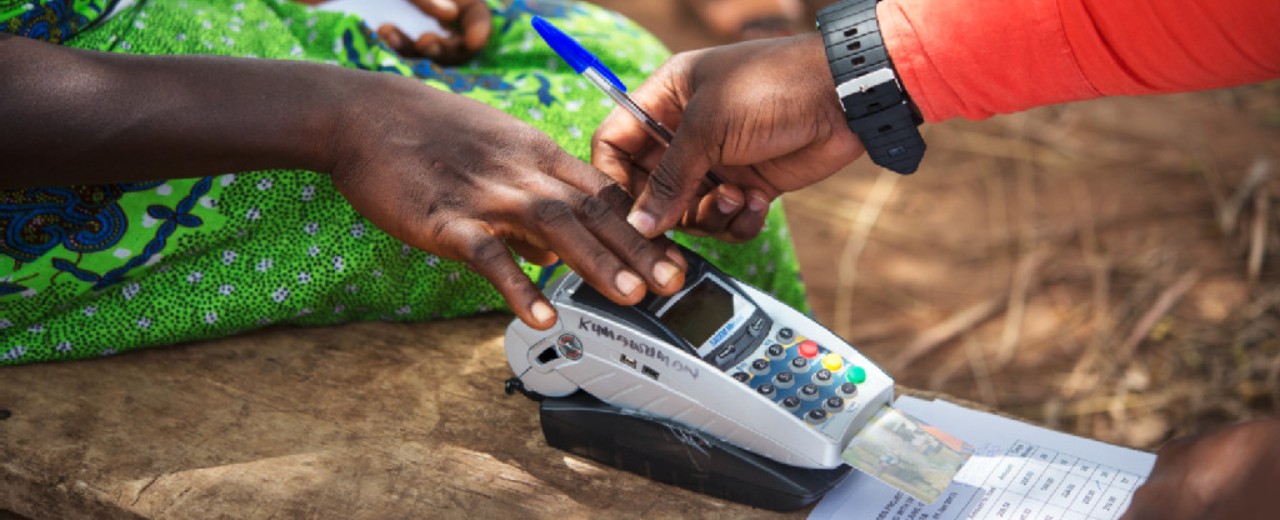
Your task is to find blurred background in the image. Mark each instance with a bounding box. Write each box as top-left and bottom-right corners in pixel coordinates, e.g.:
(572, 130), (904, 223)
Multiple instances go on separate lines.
(594, 0), (1280, 450)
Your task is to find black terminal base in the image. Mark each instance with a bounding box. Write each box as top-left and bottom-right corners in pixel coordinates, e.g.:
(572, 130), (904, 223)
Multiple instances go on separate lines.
(539, 392), (852, 512)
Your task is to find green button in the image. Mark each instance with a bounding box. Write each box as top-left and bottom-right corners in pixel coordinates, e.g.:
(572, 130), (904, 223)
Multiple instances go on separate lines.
(846, 366), (867, 384)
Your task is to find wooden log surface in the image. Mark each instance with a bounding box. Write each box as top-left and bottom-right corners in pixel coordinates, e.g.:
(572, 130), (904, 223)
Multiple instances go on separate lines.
(0, 316), (988, 519)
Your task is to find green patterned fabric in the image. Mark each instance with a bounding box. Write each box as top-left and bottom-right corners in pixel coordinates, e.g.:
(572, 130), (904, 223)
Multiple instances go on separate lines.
(0, 0), (807, 365)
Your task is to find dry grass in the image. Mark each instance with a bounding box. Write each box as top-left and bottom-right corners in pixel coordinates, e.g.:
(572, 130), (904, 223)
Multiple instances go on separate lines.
(805, 88), (1280, 449)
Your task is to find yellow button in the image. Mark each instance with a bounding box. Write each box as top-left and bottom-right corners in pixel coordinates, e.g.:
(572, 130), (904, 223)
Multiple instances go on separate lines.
(821, 353), (843, 371)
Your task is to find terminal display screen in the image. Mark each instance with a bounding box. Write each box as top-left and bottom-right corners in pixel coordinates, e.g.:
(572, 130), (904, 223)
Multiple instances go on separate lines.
(658, 280), (734, 347)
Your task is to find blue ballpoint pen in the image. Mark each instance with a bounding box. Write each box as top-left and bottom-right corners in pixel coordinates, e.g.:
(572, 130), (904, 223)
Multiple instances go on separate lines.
(532, 16), (723, 187)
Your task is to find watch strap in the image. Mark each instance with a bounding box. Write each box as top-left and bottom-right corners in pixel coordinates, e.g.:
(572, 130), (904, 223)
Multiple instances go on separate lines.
(817, 0), (926, 174)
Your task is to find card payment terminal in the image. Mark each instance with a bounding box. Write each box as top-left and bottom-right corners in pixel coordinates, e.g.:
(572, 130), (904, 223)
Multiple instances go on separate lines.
(506, 247), (894, 470)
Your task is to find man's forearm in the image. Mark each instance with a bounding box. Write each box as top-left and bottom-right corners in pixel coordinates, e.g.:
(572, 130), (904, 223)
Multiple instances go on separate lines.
(0, 33), (363, 188)
(878, 0), (1280, 122)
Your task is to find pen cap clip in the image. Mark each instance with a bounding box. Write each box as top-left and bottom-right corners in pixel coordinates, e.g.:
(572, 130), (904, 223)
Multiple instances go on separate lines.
(531, 16), (628, 92)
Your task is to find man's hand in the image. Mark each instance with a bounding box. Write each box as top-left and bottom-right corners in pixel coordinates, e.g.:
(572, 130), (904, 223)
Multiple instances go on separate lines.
(376, 0), (492, 64)
(1123, 419), (1280, 520)
(332, 72), (686, 329)
(592, 32), (864, 239)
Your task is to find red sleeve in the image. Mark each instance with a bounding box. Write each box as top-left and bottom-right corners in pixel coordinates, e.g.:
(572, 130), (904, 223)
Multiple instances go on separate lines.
(877, 0), (1280, 122)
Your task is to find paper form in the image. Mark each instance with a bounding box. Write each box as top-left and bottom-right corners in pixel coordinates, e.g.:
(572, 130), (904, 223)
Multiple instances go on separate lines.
(316, 0), (447, 38)
(811, 397), (1156, 520)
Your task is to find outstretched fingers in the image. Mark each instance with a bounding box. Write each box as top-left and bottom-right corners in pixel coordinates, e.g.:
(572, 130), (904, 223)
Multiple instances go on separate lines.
(542, 153), (687, 296)
(525, 194), (654, 306)
(437, 219), (558, 329)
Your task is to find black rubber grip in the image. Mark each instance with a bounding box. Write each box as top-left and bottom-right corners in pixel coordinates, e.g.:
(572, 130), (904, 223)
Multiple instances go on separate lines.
(828, 45), (890, 86)
(820, 16), (880, 50)
(858, 107), (926, 173)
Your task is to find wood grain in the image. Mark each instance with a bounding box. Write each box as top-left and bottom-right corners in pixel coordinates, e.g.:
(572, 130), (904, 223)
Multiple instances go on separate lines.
(0, 316), (807, 519)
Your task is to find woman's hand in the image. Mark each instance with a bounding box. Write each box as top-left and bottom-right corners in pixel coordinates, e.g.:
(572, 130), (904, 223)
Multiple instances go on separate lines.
(330, 73), (686, 329)
(1, 33), (677, 330)
(1123, 419), (1280, 520)
(376, 0), (492, 64)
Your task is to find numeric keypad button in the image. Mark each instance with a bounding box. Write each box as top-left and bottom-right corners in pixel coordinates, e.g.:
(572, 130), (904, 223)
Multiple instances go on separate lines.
(813, 369), (834, 385)
(798, 384), (820, 401)
(777, 328), (794, 342)
(805, 409), (829, 424)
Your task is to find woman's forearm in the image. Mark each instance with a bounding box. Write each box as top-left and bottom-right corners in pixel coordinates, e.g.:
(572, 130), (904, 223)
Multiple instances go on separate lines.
(0, 33), (364, 188)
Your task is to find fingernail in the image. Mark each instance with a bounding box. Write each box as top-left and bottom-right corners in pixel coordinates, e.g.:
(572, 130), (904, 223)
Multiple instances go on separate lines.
(531, 300), (555, 323)
(666, 247), (687, 268)
(430, 0), (457, 15)
(627, 210), (657, 236)
(653, 261), (679, 287)
(747, 195), (770, 212)
(616, 271), (643, 296)
(716, 195), (742, 214)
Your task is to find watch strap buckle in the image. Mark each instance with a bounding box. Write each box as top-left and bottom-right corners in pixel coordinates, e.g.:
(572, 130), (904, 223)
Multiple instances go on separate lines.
(836, 67), (897, 98)
(835, 67), (909, 119)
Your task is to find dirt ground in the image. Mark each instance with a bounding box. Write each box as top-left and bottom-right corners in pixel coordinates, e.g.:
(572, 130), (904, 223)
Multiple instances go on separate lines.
(594, 0), (1280, 449)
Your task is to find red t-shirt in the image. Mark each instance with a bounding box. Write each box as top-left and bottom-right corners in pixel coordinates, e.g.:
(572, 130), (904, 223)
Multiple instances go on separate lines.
(877, 0), (1280, 122)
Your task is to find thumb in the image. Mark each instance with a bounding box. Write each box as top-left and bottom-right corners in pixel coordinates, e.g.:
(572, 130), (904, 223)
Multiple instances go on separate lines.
(627, 124), (715, 238)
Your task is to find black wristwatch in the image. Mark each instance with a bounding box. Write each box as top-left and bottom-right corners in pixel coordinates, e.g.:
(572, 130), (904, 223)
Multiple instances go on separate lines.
(817, 0), (925, 174)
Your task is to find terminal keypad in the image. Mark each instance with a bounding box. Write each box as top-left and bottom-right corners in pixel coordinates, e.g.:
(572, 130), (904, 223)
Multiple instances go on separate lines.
(733, 328), (869, 428)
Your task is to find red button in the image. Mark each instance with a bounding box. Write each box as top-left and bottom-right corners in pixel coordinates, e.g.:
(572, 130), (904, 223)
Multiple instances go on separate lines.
(798, 340), (819, 358)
